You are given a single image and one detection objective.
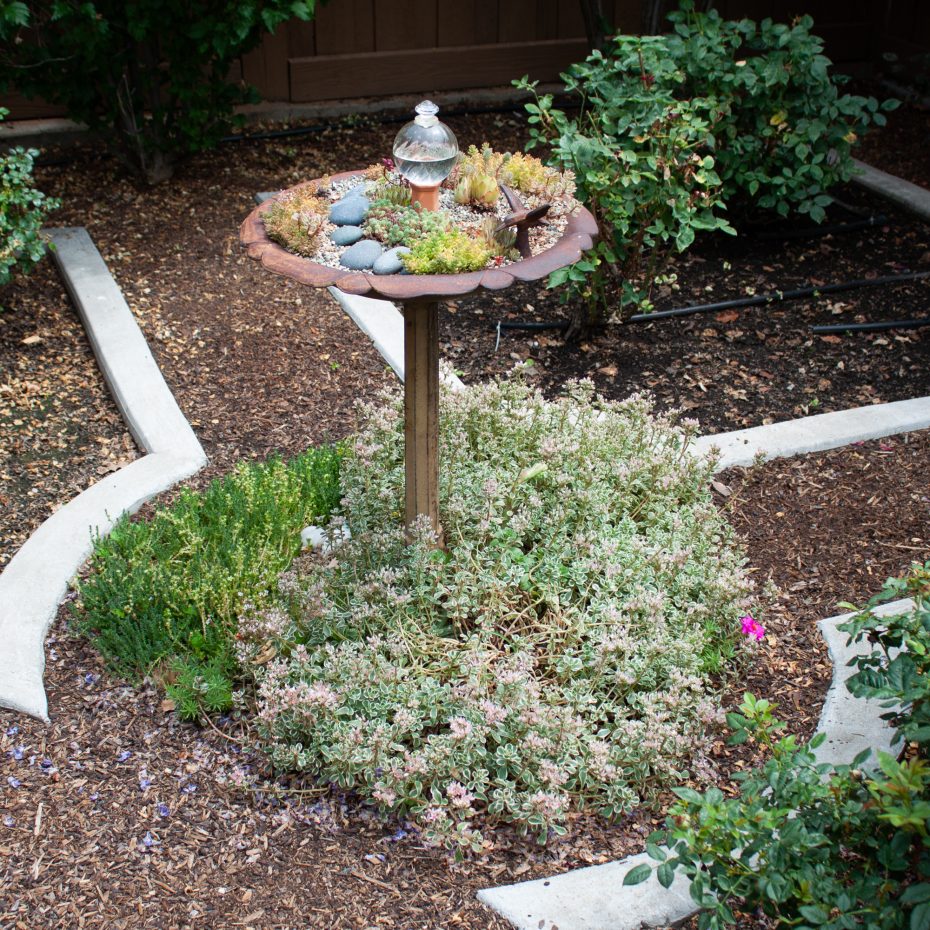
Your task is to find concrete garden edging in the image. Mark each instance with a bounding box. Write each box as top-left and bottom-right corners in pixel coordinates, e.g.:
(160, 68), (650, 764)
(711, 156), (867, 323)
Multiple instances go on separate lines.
(478, 599), (910, 930)
(0, 228), (206, 722)
(852, 159), (930, 224)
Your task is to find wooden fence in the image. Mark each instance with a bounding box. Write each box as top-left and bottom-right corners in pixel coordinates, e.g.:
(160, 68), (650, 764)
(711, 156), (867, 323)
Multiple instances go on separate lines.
(4, 1), (928, 120)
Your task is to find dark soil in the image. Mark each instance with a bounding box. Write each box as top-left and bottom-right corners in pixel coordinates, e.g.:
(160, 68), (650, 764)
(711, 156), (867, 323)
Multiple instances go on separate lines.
(0, 265), (137, 568)
(857, 97), (930, 190)
(3, 431), (928, 929)
(442, 180), (930, 433)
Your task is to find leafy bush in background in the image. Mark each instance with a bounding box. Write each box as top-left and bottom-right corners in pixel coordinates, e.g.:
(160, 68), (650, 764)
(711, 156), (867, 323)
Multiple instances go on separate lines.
(518, 43), (733, 331)
(75, 446), (342, 716)
(628, 562), (930, 930)
(0, 107), (59, 290)
(246, 376), (755, 851)
(0, 1), (318, 183)
(521, 2), (894, 326)
(664, 4), (896, 222)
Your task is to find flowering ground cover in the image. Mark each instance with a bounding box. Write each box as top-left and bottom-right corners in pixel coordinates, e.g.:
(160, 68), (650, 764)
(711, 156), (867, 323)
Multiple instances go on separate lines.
(2, 431), (927, 928)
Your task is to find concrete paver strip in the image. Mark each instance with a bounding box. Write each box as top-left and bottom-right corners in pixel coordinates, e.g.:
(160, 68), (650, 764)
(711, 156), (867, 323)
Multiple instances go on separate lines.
(0, 228), (206, 721)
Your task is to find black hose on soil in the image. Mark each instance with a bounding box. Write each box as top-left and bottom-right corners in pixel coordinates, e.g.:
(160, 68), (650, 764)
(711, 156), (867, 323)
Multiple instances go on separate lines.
(810, 318), (930, 334)
(628, 270), (930, 323)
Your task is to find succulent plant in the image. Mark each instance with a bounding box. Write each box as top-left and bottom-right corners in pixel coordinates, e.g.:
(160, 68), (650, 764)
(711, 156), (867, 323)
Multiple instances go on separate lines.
(370, 179), (412, 207)
(262, 187), (329, 257)
(364, 203), (449, 247)
(453, 170), (499, 210)
(476, 216), (518, 259)
(401, 228), (491, 274)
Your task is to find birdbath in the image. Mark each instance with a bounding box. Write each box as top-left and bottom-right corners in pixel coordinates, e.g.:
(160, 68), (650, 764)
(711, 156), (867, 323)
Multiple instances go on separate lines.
(240, 165), (597, 543)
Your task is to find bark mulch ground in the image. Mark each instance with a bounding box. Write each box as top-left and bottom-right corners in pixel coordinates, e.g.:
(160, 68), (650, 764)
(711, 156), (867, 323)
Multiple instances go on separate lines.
(0, 265), (137, 569)
(3, 430), (927, 930)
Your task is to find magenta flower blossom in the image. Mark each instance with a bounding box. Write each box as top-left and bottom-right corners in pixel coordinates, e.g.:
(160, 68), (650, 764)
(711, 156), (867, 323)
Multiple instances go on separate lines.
(740, 614), (765, 641)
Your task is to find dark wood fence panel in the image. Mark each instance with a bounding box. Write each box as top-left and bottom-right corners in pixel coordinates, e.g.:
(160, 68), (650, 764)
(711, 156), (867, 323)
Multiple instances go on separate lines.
(4, 1), (929, 118)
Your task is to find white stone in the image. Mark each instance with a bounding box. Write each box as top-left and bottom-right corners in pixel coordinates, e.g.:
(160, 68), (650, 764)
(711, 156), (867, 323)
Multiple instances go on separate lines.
(301, 523), (352, 553)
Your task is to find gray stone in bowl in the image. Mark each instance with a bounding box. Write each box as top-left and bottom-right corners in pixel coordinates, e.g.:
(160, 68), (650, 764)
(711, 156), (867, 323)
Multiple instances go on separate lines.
(331, 225), (363, 246)
(339, 239), (383, 270)
(330, 195), (370, 226)
(372, 246), (411, 275)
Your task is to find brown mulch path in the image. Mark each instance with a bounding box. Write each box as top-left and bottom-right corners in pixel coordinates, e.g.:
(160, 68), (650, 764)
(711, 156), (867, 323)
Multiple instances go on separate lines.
(3, 431), (927, 929)
(0, 264), (137, 569)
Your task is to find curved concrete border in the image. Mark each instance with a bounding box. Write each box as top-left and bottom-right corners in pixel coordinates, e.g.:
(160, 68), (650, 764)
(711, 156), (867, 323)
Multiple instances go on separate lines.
(478, 599), (910, 930)
(0, 227), (206, 722)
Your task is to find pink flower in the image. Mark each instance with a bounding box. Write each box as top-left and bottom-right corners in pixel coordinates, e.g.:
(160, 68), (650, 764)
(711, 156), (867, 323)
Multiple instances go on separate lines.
(740, 614), (765, 641)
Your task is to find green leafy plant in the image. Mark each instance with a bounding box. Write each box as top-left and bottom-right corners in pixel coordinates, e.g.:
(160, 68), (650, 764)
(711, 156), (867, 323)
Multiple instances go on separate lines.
(247, 376), (755, 852)
(74, 445), (342, 715)
(364, 203), (449, 247)
(0, 107), (60, 290)
(476, 216), (518, 260)
(628, 562), (930, 930)
(519, 58), (731, 328)
(663, 3), (897, 222)
(453, 169), (499, 210)
(518, 3), (894, 328)
(0, 2), (319, 183)
(401, 228), (491, 274)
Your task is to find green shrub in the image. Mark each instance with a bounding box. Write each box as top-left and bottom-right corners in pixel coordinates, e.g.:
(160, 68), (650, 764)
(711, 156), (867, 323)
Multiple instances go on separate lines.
(0, 108), (59, 289)
(663, 3), (897, 222)
(629, 562), (930, 930)
(518, 2), (894, 325)
(517, 45), (732, 326)
(75, 445), (342, 716)
(245, 376), (755, 851)
(0, 2), (318, 183)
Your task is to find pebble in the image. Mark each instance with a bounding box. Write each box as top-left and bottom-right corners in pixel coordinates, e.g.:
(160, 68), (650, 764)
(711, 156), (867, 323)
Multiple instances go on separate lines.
(372, 246), (411, 275)
(330, 195), (370, 226)
(339, 239), (383, 270)
(331, 225), (363, 246)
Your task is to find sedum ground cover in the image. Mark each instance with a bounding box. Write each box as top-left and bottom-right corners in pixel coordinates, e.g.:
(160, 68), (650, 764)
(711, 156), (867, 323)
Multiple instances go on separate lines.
(241, 376), (755, 850)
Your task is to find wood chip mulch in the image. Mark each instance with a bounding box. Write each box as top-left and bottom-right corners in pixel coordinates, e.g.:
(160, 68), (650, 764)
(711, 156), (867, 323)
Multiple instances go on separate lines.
(3, 431), (927, 929)
(0, 264), (137, 569)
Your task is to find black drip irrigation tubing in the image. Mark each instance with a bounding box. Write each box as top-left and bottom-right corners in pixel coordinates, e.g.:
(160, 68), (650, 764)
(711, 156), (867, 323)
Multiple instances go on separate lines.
(811, 318), (930, 334)
(494, 319), (568, 350)
(628, 270), (930, 323)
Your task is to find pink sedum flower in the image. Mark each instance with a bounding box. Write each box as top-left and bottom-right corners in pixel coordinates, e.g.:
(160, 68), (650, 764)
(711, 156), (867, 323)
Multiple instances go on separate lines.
(740, 614), (765, 641)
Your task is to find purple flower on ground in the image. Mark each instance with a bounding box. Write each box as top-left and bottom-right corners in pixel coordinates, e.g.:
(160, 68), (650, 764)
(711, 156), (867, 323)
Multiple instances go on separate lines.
(139, 777), (152, 791)
(5, 726), (18, 737)
(40, 758), (54, 770)
(141, 831), (155, 848)
(181, 782), (197, 794)
(83, 673), (98, 686)
(89, 792), (99, 801)
(387, 828), (408, 842)
(117, 750), (131, 762)
(10, 746), (24, 761)
(7, 777), (21, 788)
(740, 614), (765, 641)
(157, 803), (170, 818)
(2, 815), (14, 827)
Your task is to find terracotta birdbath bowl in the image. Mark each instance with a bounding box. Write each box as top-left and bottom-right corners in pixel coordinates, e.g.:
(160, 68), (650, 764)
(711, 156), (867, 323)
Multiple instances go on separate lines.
(241, 169), (598, 541)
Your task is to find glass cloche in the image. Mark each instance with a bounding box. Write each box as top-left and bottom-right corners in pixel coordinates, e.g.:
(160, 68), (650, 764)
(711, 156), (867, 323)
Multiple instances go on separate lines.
(392, 100), (459, 189)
